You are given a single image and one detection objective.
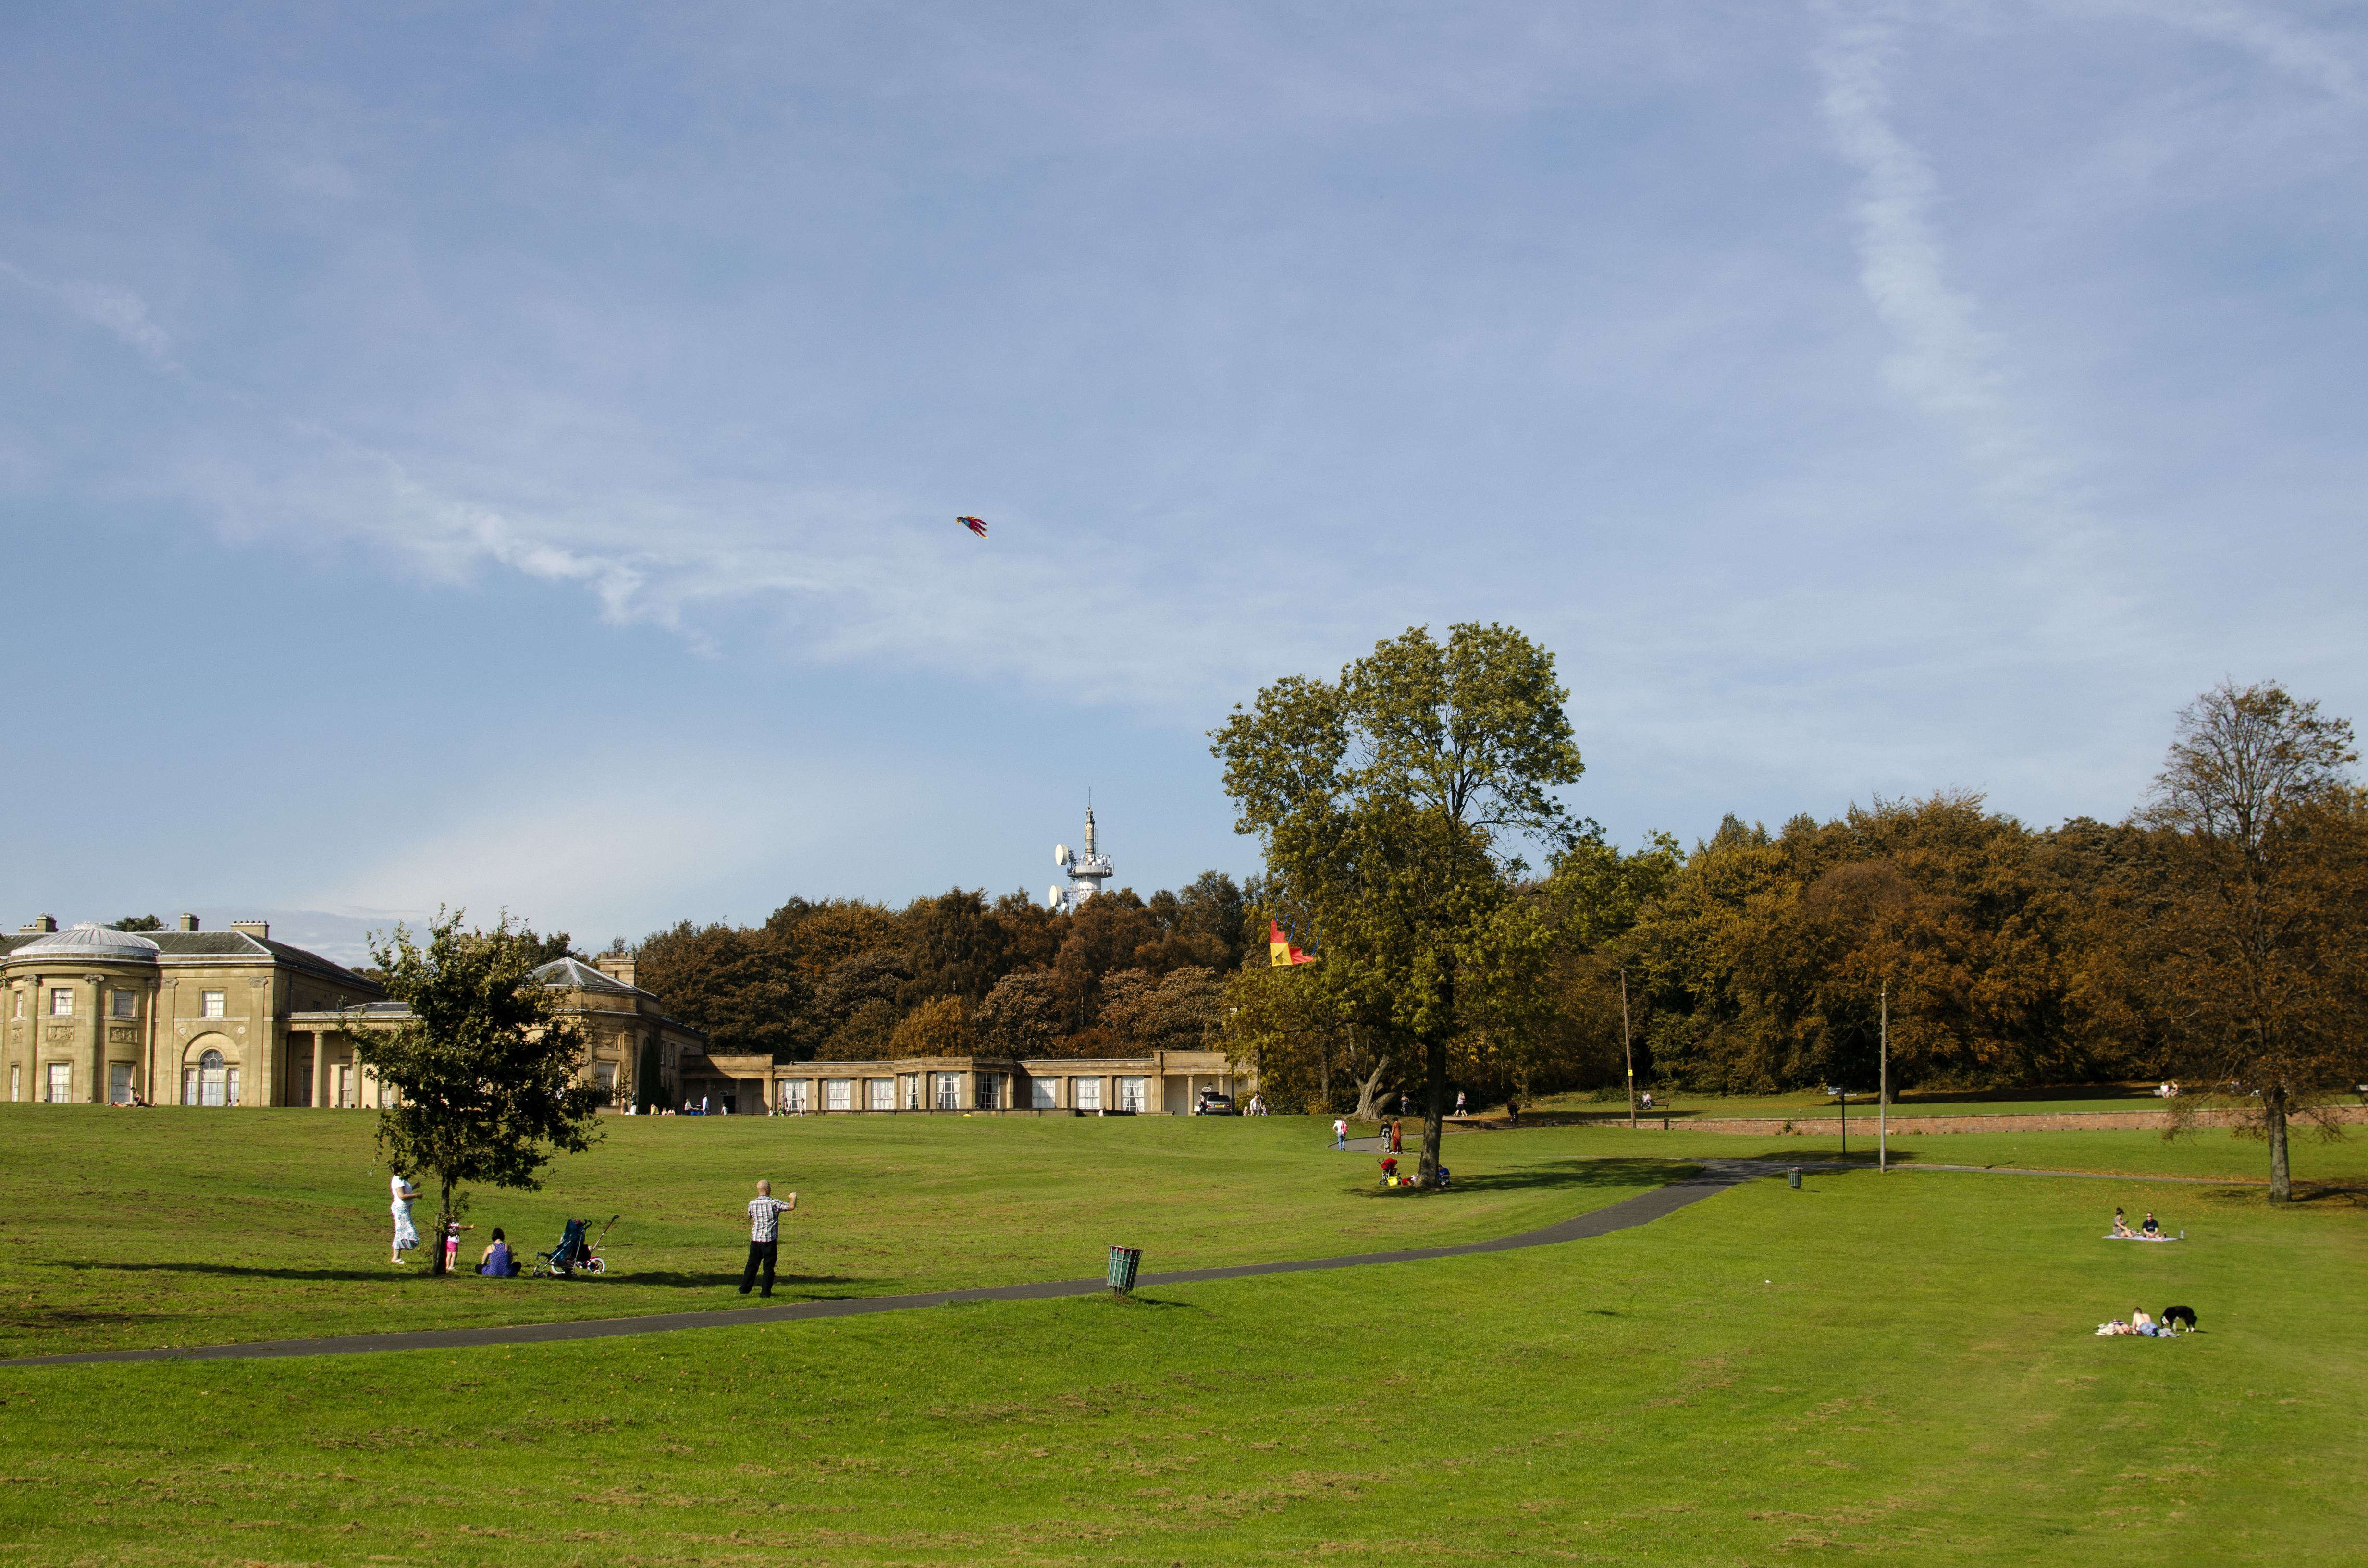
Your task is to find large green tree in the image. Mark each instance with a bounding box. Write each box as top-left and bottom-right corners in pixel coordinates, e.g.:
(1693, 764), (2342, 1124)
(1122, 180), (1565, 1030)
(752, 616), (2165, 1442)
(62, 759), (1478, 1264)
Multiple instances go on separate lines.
(1211, 623), (1584, 1182)
(352, 910), (605, 1274)
(2120, 681), (2368, 1200)
(633, 920), (808, 1058)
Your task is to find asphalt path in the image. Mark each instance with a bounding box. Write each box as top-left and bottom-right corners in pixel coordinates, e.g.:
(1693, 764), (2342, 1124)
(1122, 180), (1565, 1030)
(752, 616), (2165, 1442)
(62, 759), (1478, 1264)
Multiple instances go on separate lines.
(2, 1155), (1826, 1369)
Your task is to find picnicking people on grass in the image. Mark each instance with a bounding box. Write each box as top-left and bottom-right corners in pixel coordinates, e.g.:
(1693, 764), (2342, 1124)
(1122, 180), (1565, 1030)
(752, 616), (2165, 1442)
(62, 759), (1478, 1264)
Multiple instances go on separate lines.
(2107, 1206), (2177, 1241)
(740, 1179), (798, 1298)
(2098, 1305), (2198, 1337)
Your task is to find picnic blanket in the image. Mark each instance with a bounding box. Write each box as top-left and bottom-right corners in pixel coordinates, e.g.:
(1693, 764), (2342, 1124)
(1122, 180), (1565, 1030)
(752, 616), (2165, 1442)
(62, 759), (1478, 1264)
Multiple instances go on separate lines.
(2101, 1234), (2179, 1241)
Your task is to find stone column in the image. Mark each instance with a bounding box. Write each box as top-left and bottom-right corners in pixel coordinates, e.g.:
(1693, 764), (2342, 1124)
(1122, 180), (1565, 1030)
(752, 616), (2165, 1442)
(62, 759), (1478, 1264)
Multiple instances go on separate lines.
(312, 1030), (330, 1109)
(85, 974), (106, 1104)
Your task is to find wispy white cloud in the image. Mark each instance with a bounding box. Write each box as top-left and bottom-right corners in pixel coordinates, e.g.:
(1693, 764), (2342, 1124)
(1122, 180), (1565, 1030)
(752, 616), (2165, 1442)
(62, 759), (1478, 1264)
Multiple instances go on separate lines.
(1810, 7), (2008, 436)
(0, 261), (175, 364)
(2109, 0), (2364, 103)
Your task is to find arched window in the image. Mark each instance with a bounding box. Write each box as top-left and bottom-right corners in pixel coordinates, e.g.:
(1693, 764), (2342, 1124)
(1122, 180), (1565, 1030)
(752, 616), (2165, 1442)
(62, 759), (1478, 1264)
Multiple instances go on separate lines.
(197, 1049), (227, 1108)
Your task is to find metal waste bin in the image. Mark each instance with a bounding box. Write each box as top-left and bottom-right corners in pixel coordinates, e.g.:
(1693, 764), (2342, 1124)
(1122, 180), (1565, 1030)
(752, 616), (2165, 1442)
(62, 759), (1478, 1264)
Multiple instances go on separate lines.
(1107, 1245), (1142, 1298)
(1788, 1168), (1802, 1189)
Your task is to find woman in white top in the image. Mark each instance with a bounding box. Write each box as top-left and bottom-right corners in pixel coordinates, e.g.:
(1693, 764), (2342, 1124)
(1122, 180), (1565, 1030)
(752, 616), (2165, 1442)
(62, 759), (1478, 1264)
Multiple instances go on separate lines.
(389, 1173), (421, 1264)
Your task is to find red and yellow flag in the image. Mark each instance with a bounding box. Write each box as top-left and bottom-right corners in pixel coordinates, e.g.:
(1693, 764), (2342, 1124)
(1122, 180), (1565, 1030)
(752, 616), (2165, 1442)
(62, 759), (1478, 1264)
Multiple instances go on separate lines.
(1268, 919), (1314, 968)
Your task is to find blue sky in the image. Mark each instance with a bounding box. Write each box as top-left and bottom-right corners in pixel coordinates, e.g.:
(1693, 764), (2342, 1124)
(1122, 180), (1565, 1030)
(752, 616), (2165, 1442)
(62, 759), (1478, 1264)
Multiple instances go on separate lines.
(5, 1), (2363, 962)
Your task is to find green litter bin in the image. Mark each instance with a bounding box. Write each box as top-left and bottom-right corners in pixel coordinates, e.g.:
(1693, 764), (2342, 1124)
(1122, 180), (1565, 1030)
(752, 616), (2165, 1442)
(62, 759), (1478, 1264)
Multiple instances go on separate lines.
(1107, 1245), (1142, 1298)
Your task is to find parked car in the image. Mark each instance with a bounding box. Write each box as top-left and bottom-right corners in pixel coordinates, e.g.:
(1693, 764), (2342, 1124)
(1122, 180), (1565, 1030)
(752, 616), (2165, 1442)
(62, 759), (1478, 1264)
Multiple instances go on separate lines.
(1192, 1090), (1236, 1116)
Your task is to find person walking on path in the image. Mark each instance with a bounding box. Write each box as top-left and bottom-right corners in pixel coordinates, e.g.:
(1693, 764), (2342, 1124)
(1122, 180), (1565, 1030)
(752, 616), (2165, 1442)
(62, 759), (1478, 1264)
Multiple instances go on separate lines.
(1332, 1117), (1348, 1150)
(740, 1180), (798, 1298)
(1455, 1091), (1467, 1118)
(388, 1173), (420, 1265)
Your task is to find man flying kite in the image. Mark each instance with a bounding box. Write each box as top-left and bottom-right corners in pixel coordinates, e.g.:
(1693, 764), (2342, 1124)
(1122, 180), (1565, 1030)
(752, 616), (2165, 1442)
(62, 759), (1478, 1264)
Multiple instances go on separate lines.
(958, 515), (988, 538)
(1268, 920), (1314, 968)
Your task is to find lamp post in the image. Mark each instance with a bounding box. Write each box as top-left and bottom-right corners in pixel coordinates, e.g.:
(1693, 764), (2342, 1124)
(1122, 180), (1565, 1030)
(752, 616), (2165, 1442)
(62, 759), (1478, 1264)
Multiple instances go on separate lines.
(1879, 980), (1889, 1174)
(1621, 968), (1636, 1129)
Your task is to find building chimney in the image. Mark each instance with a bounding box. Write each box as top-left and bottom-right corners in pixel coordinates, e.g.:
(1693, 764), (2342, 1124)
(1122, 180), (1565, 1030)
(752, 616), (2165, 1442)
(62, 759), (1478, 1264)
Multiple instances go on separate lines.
(178, 913), (201, 931)
(231, 920), (271, 940)
(593, 955), (637, 989)
(20, 915), (57, 935)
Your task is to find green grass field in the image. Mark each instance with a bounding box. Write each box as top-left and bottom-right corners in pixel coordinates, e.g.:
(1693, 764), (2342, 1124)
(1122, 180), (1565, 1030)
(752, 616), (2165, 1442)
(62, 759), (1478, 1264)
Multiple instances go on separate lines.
(1511, 1082), (2368, 1123)
(0, 1107), (1677, 1359)
(1, 1109), (2363, 1565)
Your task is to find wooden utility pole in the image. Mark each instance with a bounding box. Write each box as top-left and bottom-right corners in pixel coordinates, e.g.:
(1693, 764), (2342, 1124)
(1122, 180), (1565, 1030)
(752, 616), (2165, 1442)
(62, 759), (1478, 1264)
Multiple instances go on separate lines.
(1879, 980), (1888, 1174)
(1621, 968), (1636, 1129)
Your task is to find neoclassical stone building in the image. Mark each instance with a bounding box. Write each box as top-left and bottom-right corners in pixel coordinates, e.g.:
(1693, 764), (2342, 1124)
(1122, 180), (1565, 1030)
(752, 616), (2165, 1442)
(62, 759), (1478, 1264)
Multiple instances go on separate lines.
(1, 918), (705, 1110)
(675, 1047), (1250, 1117)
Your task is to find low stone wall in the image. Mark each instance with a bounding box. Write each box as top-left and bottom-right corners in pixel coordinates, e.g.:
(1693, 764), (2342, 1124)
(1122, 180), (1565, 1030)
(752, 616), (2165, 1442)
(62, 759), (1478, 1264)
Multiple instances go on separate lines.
(1585, 1104), (2368, 1136)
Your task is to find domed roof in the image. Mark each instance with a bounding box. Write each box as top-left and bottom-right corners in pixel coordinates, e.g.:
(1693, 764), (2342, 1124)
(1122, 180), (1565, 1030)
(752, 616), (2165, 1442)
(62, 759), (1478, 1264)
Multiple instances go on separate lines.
(14, 923), (162, 963)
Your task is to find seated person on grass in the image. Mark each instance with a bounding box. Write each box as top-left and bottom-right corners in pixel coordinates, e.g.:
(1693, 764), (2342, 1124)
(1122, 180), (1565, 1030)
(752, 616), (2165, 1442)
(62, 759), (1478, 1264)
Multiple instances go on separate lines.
(2141, 1212), (2162, 1237)
(478, 1229), (518, 1277)
(2111, 1208), (2134, 1237)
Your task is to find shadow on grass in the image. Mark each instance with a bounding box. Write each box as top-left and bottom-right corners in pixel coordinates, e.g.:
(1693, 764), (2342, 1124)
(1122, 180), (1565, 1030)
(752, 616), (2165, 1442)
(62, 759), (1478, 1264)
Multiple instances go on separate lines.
(1448, 1157), (1701, 1193)
(1344, 1156), (1699, 1200)
(65, 1261), (875, 1291)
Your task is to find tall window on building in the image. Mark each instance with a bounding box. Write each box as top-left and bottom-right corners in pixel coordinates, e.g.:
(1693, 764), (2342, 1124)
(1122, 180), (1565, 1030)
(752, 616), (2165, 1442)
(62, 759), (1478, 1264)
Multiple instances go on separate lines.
(976, 1075), (999, 1111)
(1031, 1078), (1058, 1109)
(111, 990), (137, 1020)
(932, 1073), (960, 1110)
(1073, 1077), (1102, 1112)
(1120, 1077), (1147, 1113)
(46, 1063), (72, 1102)
(826, 1079), (853, 1111)
(193, 1049), (229, 1108)
(868, 1078), (894, 1110)
(779, 1080), (808, 1113)
(49, 988), (73, 1017)
(595, 1063), (618, 1102)
(109, 1064), (134, 1104)
(201, 990), (227, 1019)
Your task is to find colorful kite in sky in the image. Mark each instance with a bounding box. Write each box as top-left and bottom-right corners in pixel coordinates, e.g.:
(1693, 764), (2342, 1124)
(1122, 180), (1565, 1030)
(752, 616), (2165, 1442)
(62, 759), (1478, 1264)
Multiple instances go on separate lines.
(959, 515), (988, 538)
(1269, 920), (1314, 968)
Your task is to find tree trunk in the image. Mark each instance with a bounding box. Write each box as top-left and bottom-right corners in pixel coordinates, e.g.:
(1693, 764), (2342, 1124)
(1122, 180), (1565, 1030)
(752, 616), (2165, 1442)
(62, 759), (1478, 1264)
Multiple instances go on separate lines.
(1351, 1056), (1391, 1122)
(1418, 1033), (1445, 1186)
(2266, 1083), (2291, 1203)
(432, 1180), (453, 1276)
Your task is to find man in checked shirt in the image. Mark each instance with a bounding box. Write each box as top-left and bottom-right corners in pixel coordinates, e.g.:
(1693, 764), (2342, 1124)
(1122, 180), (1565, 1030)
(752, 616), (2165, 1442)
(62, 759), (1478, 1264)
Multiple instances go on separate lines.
(740, 1179), (798, 1297)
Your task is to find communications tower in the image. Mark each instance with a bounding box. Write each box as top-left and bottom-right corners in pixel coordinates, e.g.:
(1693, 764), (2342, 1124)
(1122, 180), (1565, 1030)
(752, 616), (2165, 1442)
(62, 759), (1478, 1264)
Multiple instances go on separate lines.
(1049, 806), (1114, 915)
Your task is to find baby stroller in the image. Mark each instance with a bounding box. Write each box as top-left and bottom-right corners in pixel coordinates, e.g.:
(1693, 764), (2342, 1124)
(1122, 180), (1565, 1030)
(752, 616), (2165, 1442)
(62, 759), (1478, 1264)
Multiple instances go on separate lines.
(533, 1214), (617, 1277)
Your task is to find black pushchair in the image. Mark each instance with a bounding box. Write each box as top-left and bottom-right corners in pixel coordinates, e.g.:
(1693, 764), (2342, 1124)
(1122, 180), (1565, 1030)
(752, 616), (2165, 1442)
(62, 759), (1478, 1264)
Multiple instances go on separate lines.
(533, 1216), (616, 1277)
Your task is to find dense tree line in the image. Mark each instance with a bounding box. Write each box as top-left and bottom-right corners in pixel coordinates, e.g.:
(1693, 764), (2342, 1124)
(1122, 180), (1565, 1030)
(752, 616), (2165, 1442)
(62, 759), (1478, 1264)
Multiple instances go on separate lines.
(1215, 659), (2368, 1202)
(630, 874), (1257, 1064)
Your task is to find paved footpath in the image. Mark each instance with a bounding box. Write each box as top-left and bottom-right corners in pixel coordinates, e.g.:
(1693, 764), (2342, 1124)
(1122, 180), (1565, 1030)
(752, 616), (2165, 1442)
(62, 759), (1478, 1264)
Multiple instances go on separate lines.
(15, 1153), (2275, 1370)
(3, 1157), (1824, 1369)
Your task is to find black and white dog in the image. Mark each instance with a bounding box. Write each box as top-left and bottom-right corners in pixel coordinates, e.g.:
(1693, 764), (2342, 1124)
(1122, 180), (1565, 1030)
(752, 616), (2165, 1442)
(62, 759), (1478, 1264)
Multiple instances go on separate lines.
(2161, 1305), (2198, 1331)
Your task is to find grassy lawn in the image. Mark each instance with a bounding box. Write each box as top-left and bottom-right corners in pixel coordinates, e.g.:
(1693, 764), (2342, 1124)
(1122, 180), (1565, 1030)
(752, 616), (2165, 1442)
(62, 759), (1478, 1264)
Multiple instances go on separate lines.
(1, 1145), (2360, 1565)
(0, 1107), (1680, 1359)
(1529, 1121), (2368, 1188)
(1508, 1082), (2368, 1123)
